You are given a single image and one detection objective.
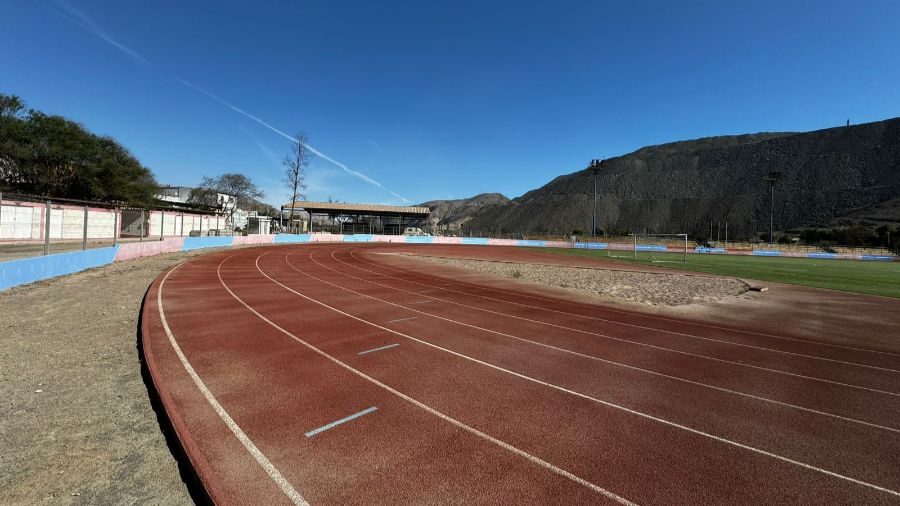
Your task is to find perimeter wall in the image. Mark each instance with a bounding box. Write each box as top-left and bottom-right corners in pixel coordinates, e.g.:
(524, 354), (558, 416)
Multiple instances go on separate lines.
(0, 233), (894, 292)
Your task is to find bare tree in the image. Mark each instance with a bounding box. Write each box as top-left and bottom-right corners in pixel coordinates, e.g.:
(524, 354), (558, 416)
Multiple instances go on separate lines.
(283, 132), (310, 233)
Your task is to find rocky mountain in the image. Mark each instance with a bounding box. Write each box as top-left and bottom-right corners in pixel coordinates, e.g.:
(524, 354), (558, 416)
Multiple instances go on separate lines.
(418, 193), (510, 231)
(461, 118), (900, 239)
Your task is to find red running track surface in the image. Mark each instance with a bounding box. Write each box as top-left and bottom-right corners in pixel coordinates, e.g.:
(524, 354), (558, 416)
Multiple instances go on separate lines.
(141, 243), (900, 505)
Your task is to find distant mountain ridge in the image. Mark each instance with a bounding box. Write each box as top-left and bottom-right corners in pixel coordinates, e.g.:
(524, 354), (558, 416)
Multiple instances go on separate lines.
(460, 118), (900, 238)
(417, 193), (510, 231)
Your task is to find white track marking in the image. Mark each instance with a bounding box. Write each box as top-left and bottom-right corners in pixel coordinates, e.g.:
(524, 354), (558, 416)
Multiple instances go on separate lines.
(214, 254), (635, 505)
(408, 300), (431, 305)
(251, 249), (900, 499)
(312, 250), (900, 399)
(358, 343), (401, 355)
(350, 249), (900, 358)
(293, 250), (900, 431)
(157, 262), (309, 506)
(344, 250), (900, 373)
(387, 316), (418, 323)
(305, 407), (378, 437)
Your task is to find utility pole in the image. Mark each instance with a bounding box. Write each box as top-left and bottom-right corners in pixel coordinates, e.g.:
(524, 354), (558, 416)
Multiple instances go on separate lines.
(765, 171), (782, 244)
(588, 159), (603, 237)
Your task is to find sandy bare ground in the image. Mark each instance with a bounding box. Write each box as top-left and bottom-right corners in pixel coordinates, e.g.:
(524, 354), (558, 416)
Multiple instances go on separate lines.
(0, 252), (206, 505)
(406, 254), (749, 306)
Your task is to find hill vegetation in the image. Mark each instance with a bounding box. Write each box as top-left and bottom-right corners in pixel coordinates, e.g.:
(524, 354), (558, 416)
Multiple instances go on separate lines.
(0, 93), (157, 205)
(418, 193), (510, 232)
(463, 118), (900, 240)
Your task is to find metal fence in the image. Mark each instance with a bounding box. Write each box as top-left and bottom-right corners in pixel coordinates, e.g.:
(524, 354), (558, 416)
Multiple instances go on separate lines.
(0, 193), (228, 262)
(458, 230), (896, 257)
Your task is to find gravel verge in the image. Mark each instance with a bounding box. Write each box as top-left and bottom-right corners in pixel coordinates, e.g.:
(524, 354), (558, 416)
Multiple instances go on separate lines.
(0, 251), (210, 505)
(406, 255), (749, 306)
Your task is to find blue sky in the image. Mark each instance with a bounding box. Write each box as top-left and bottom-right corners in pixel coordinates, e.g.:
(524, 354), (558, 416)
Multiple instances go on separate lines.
(2, 1), (899, 206)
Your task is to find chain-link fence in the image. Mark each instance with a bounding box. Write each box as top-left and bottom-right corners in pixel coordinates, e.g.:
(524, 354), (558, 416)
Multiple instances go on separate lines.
(0, 193), (228, 262)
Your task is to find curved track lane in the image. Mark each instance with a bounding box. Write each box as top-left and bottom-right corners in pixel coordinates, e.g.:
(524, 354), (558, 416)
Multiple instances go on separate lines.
(142, 243), (900, 505)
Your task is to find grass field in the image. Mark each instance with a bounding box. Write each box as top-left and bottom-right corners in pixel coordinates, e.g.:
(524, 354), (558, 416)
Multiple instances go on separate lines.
(539, 248), (900, 298)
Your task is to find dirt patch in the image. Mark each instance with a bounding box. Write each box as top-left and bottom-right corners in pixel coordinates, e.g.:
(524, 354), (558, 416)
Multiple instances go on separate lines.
(0, 251), (211, 504)
(406, 255), (748, 306)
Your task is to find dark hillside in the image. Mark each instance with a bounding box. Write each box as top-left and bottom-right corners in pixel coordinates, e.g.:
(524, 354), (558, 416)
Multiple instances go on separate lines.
(464, 118), (900, 239)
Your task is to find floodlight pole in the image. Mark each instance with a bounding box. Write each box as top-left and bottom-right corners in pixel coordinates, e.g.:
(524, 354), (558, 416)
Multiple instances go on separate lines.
(588, 159), (603, 237)
(766, 172), (782, 244)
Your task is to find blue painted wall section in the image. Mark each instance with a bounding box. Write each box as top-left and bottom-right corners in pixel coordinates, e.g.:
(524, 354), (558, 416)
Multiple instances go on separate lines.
(461, 238), (489, 245)
(516, 240), (546, 247)
(0, 246), (119, 292)
(752, 250), (782, 256)
(695, 247), (725, 253)
(575, 243), (609, 250)
(404, 236), (434, 244)
(274, 234), (312, 244)
(860, 255), (894, 261)
(636, 245), (667, 252)
(182, 236), (235, 251)
(807, 252), (837, 259)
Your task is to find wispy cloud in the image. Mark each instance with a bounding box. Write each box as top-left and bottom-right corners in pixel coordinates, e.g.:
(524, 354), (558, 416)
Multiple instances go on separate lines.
(47, 0), (148, 64)
(239, 126), (282, 166)
(176, 78), (409, 203)
(45, 0), (409, 203)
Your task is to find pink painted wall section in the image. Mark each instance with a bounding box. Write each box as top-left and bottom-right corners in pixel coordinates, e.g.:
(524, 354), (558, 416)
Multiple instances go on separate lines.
(545, 241), (570, 248)
(372, 235), (406, 243)
(114, 238), (185, 262)
(488, 238), (518, 246)
(310, 233), (344, 242)
(232, 235), (276, 246)
(432, 236), (462, 244)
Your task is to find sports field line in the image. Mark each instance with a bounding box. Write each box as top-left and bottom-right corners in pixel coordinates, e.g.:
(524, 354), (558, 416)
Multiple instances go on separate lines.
(256, 249), (900, 498)
(346, 248), (900, 361)
(158, 261), (309, 506)
(215, 252), (635, 505)
(297, 249), (899, 430)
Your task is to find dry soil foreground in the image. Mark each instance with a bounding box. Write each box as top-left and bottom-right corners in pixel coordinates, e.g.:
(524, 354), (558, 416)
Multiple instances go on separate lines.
(0, 252), (206, 505)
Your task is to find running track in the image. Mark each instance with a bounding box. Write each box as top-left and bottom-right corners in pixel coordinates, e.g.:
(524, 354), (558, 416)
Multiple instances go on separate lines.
(141, 243), (900, 505)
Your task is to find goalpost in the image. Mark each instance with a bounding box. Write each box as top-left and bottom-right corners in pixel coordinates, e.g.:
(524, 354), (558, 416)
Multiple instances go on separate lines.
(615, 233), (688, 263)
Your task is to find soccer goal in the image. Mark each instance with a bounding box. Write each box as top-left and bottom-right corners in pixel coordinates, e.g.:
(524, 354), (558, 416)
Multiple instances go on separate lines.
(628, 233), (689, 263)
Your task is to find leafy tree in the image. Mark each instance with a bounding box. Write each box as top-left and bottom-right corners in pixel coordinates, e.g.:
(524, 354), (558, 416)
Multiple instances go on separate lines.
(0, 92), (157, 203)
(189, 173), (266, 229)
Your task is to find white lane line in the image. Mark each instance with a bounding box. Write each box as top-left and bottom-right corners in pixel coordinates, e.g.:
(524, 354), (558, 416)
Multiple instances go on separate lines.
(297, 252), (900, 432)
(264, 249), (900, 498)
(215, 253), (635, 505)
(358, 343), (400, 355)
(305, 407), (377, 437)
(158, 261), (309, 506)
(408, 300), (431, 305)
(418, 289), (441, 294)
(348, 249), (900, 359)
(343, 251), (900, 374)
(316, 250), (900, 400)
(387, 316), (418, 323)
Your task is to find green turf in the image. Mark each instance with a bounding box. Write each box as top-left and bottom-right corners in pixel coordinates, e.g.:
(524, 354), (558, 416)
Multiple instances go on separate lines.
(537, 248), (900, 298)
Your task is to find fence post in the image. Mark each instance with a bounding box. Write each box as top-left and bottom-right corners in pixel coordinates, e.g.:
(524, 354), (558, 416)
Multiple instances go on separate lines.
(82, 205), (88, 250)
(140, 209), (145, 242)
(160, 209), (165, 241)
(44, 200), (51, 255)
(180, 212), (184, 237)
(113, 207), (119, 246)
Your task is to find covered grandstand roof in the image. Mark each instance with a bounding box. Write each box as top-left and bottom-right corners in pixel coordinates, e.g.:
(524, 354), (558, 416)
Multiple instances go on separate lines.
(281, 201), (430, 217)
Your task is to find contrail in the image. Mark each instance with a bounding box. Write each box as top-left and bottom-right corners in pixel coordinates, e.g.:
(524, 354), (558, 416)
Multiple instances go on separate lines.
(46, 0), (148, 64)
(175, 78), (409, 203)
(45, 0), (409, 203)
